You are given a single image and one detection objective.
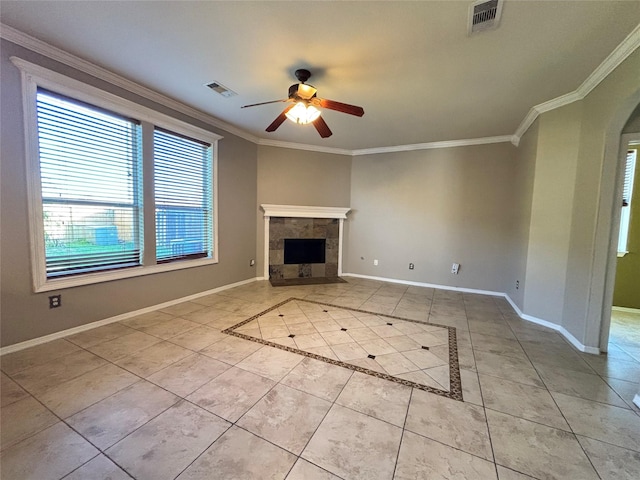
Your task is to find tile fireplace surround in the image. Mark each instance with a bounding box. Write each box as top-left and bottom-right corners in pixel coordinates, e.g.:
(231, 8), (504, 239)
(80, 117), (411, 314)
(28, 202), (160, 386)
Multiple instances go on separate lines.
(261, 205), (350, 280)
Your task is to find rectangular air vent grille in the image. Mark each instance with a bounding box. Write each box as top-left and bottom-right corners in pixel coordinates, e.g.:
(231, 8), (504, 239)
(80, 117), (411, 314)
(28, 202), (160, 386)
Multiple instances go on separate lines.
(205, 82), (237, 98)
(468, 0), (503, 35)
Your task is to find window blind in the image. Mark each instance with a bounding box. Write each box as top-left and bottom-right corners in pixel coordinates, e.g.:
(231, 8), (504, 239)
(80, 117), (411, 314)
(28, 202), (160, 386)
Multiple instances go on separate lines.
(622, 150), (636, 207)
(36, 89), (142, 277)
(154, 128), (213, 262)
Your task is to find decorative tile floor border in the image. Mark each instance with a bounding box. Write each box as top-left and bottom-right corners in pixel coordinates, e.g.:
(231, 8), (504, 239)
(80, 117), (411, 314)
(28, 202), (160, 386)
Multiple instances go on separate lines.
(223, 297), (463, 401)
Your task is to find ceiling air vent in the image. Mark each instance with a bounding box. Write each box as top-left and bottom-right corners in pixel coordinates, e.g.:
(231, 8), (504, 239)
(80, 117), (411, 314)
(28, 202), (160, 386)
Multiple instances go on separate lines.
(468, 0), (503, 35)
(205, 81), (237, 98)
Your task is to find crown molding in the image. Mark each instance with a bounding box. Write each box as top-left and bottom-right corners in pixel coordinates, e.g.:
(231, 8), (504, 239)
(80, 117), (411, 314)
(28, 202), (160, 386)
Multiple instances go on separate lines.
(351, 135), (513, 156)
(3, 21), (638, 155)
(0, 23), (260, 145)
(512, 23), (640, 144)
(257, 138), (352, 156)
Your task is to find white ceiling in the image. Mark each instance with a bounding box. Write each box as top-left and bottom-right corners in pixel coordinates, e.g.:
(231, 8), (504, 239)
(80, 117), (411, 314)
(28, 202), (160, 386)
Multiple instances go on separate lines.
(1, 1), (639, 151)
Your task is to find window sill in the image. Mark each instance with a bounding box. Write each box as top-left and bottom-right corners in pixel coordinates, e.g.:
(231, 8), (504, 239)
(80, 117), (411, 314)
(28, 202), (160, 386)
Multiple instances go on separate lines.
(34, 256), (218, 293)
(617, 251), (629, 258)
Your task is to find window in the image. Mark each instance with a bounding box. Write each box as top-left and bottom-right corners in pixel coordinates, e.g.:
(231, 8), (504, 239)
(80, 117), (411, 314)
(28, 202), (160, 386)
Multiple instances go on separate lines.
(15, 57), (221, 292)
(37, 90), (143, 277)
(618, 148), (637, 255)
(154, 128), (213, 262)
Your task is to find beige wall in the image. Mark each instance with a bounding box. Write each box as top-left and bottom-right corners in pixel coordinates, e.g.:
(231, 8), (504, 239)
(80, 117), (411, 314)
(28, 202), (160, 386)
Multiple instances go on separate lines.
(255, 145), (352, 276)
(0, 40), (258, 346)
(506, 121), (538, 310)
(523, 103), (582, 324)
(345, 144), (518, 293)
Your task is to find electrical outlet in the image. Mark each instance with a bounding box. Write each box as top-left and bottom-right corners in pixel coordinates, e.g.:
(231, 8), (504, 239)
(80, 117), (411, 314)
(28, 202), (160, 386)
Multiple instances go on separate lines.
(409, 263), (414, 270)
(451, 263), (460, 274)
(373, 259), (379, 266)
(516, 280), (519, 290)
(49, 294), (61, 308)
(249, 259), (255, 266)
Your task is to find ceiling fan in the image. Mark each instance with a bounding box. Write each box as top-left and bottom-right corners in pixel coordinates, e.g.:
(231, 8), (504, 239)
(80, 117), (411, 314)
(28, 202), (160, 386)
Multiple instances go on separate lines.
(241, 69), (364, 138)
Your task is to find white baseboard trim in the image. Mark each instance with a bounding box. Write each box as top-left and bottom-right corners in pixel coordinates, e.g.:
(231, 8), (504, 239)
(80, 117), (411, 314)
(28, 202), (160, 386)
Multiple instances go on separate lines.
(612, 306), (640, 314)
(634, 394), (640, 409)
(502, 295), (600, 354)
(344, 273), (601, 355)
(342, 273), (505, 297)
(0, 277), (258, 356)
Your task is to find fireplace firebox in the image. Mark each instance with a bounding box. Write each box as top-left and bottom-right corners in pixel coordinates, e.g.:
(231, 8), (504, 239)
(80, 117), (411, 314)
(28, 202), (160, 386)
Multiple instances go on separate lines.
(284, 239), (326, 264)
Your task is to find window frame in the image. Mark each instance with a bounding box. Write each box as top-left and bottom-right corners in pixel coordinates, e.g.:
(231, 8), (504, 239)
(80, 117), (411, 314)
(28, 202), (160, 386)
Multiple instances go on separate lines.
(13, 57), (221, 293)
(617, 147), (637, 256)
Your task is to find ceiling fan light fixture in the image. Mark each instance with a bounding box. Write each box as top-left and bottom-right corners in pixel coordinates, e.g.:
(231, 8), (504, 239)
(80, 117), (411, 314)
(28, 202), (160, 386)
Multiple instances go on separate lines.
(285, 102), (321, 125)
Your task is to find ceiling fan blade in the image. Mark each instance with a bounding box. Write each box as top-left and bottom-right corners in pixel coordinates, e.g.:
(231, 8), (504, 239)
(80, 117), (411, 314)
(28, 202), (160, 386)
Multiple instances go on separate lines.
(317, 98), (364, 117)
(266, 105), (295, 132)
(241, 99), (288, 109)
(313, 116), (332, 138)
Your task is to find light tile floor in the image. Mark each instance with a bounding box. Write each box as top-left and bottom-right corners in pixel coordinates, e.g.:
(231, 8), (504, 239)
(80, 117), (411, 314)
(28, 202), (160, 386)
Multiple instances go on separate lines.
(1, 278), (639, 479)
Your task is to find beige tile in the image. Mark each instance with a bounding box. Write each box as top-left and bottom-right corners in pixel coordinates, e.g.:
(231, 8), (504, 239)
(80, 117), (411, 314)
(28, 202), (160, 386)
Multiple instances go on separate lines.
(496, 466), (537, 479)
(552, 392), (640, 452)
(115, 341), (192, 377)
(406, 388), (492, 460)
(287, 322), (317, 335)
(384, 334), (422, 352)
(0, 339), (80, 375)
(11, 349), (107, 395)
(0, 372), (29, 407)
(87, 330), (162, 362)
(200, 335), (262, 364)
(479, 374), (570, 431)
(280, 357), (353, 402)
(605, 377), (640, 412)
(147, 353), (231, 397)
(486, 409), (599, 480)
(585, 356), (640, 382)
(374, 352), (420, 375)
(460, 368), (483, 405)
(137, 317), (201, 340)
(64, 454), (132, 480)
(470, 331), (527, 359)
(423, 365), (451, 389)
(336, 371), (411, 427)
(402, 348), (448, 369)
(395, 430), (497, 480)
(294, 333), (328, 350)
(306, 345), (340, 360)
(369, 324), (404, 338)
(166, 325), (229, 351)
(357, 338), (397, 356)
(286, 458), (341, 480)
(38, 363), (138, 418)
(474, 350), (544, 388)
(330, 342), (369, 362)
(106, 401), (230, 480)
(321, 330), (354, 345)
(302, 404), (403, 480)
(397, 370), (447, 390)
(0, 422), (98, 480)
(66, 322), (136, 348)
(1, 396), (58, 450)
(537, 364), (629, 408)
(236, 345), (303, 381)
(121, 310), (174, 329)
(187, 366), (275, 422)
(469, 320), (517, 340)
(238, 384), (331, 454)
(577, 435), (640, 480)
(262, 325), (292, 339)
(67, 380), (179, 449)
(159, 301), (206, 316)
(176, 426), (296, 479)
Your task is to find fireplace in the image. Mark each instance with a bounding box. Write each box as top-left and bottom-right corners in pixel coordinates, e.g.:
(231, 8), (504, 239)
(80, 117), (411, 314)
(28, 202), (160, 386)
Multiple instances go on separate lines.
(261, 205), (350, 280)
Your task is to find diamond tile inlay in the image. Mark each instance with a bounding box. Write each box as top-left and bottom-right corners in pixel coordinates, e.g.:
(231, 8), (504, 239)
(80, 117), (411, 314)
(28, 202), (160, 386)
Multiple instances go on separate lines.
(223, 298), (461, 400)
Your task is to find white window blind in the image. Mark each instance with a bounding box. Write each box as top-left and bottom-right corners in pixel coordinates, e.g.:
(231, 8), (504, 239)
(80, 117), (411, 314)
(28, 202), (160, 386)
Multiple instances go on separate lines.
(36, 89), (142, 277)
(618, 149), (637, 253)
(154, 128), (213, 262)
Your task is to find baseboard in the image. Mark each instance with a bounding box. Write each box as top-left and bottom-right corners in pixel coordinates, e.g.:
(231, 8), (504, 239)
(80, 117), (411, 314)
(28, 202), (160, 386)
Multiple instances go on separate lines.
(612, 306), (640, 314)
(502, 295), (600, 354)
(343, 273), (601, 355)
(634, 394), (640, 409)
(342, 273), (505, 297)
(0, 277), (259, 356)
